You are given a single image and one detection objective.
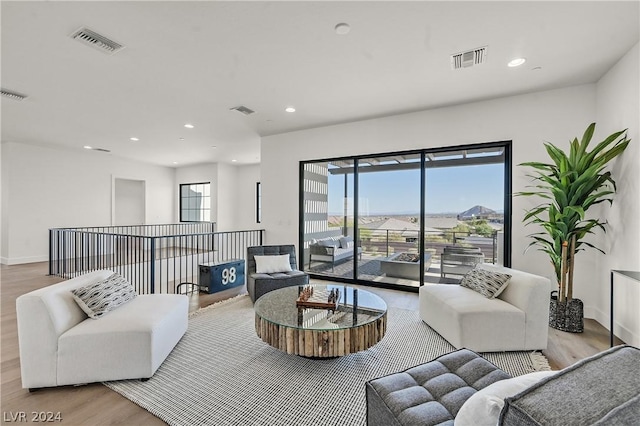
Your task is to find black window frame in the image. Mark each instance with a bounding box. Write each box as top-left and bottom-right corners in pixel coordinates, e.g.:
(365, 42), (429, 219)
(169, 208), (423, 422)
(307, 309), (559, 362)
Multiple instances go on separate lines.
(256, 182), (262, 224)
(179, 182), (211, 222)
(298, 140), (512, 293)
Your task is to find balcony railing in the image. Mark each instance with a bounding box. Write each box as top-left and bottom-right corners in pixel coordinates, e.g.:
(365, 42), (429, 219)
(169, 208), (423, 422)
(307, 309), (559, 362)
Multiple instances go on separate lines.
(49, 223), (264, 294)
(356, 227), (498, 264)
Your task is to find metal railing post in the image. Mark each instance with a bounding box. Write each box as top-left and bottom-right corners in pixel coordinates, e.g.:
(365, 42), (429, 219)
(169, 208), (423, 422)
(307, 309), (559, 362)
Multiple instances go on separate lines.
(150, 237), (156, 294)
(386, 230), (389, 257)
(48, 229), (54, 276)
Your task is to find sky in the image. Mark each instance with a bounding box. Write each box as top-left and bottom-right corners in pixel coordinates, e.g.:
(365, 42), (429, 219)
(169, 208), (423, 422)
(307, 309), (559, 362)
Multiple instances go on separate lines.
(327, 163), (504, 215)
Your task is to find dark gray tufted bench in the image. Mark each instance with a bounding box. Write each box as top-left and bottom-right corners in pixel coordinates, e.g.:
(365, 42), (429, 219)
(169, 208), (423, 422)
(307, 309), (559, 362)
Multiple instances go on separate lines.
(366, 348), (511, 426)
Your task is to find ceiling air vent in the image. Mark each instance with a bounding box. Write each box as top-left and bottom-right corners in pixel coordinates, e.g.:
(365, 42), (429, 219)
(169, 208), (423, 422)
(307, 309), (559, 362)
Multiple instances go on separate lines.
(230, 105), (256, 116)
(70, 27), (124, 55)
(451, 46), (487, 70)
(1, 88), (28, 101)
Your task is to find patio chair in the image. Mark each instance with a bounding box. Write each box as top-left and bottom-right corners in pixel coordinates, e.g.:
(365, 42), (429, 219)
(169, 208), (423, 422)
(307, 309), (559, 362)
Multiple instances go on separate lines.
(440, 246), (484, 278)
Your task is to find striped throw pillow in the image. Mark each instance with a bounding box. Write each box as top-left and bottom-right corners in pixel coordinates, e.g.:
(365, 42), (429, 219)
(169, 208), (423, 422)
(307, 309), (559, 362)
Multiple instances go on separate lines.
(460, 268), (511, 299)
(71, 273), (137, 319)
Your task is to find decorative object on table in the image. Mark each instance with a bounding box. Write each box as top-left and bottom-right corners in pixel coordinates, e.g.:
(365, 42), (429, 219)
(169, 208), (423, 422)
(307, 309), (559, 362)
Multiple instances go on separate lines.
(295, 285), (340, 310)
(517, 122), (630, 333)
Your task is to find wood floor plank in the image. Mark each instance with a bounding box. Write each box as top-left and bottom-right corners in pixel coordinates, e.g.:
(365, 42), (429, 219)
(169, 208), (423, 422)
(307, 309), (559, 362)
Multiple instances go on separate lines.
(1, 262), (620, 424)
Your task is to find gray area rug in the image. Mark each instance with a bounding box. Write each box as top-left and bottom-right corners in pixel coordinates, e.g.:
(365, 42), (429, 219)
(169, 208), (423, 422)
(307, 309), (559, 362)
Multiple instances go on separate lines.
(105, 295), (550, 426)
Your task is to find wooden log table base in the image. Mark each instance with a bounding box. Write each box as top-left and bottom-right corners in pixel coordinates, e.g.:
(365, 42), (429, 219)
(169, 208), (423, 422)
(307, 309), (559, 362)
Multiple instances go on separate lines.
(255, 313), (387, 358)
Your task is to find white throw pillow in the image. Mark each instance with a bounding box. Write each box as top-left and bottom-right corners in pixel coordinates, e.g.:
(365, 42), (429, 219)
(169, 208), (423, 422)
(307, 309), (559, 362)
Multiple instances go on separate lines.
(254, 254), (293, 274)
(454, 371), (556, 426)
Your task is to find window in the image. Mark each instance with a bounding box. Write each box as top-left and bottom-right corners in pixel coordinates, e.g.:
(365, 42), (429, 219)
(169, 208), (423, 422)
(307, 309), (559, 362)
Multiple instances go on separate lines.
(256, 182), (262, 223)
(180, 182), (211, 222)
(300, 141), (511, 291)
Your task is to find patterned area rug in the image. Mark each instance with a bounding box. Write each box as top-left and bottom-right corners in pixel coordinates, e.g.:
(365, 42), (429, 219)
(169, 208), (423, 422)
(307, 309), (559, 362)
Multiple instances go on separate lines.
(104, 295), (550, 426)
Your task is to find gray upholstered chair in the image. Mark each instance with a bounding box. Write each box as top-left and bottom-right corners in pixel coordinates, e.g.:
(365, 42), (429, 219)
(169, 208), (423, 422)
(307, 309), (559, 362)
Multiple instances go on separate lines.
(246, 245), (309, 302)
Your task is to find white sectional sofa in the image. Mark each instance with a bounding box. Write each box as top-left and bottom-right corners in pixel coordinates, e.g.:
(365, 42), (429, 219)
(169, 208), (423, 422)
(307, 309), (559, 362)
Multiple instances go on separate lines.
(16, 270), (188, 389)
(419, 263), (550, 352)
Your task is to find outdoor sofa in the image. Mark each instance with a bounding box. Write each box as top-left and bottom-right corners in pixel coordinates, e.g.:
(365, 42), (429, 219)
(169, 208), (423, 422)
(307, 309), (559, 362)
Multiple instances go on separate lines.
(309, 235), (362, 271)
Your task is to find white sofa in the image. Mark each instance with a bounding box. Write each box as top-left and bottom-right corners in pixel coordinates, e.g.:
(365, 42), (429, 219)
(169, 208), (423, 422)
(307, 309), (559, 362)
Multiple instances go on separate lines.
(419, 263), (550, 352)
(16, 270), (188, 389)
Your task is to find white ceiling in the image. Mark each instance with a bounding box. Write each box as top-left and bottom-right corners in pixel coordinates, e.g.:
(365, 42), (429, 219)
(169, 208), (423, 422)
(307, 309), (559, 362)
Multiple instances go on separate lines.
(2, 1), (639, 167)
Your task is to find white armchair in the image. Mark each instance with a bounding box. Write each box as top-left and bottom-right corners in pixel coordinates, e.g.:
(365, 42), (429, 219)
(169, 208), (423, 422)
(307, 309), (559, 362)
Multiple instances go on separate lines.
(419, 263), (550, 352)
(16, 270), (188, 390)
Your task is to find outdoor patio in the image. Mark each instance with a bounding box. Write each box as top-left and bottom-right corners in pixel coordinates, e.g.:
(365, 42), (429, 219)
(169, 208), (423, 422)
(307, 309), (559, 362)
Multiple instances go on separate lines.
(307, 253), (465, 287)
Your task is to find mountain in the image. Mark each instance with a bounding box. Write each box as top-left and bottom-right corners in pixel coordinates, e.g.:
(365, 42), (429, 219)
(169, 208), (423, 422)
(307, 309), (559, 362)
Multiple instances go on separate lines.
(458, 205), (497, 219)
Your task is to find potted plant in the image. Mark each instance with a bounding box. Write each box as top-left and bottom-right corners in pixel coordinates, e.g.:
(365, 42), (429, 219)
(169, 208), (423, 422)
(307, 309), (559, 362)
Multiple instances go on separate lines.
(517, 123), (630, 332)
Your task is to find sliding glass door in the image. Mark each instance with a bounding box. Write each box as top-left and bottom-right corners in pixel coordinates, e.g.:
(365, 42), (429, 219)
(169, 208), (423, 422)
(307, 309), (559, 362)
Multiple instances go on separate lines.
(424, 147), (507, 284)
(357, 154), (423, 286)
(300, 142), (510, 291)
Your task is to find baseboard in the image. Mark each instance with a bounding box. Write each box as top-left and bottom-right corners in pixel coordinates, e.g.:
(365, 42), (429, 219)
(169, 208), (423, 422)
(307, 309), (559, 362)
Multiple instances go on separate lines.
(1, 255), (48, 265)
(586, 305), (639, 347)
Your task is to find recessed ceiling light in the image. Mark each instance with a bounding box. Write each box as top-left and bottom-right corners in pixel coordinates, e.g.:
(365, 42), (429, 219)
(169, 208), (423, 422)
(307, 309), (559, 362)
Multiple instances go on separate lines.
(130, 137), (139, 141)
(335, 23), (351, 35)
(83, 145), (92, 149)
(531, 66), (542, 71)
(231, 159), (237, 162)
(508, 58), (526, 67)
(285, 107), (296, 113)
(211, 145), (217, 149)
(184, 123), (194, 129)
(179, 138), (185, 141)
(173, 161), (178, 165)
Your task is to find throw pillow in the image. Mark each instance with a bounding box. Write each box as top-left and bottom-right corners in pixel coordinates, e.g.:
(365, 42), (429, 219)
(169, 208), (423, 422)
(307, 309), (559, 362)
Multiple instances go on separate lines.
(71, 272), (138, 319)
(254, 254), (293, 274)
(318, 238), (340, 248)
(460, 267), (512, 299)
(339, 236), (354, 249)
(454, 371), (556, 426)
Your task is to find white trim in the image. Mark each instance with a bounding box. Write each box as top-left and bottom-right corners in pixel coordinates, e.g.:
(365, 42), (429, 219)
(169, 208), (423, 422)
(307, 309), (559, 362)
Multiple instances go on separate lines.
(1, 255), (48, 265)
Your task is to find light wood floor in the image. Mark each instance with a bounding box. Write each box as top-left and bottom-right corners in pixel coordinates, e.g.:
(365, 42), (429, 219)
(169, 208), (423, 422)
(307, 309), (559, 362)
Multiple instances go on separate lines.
(1, 262), (623, 425)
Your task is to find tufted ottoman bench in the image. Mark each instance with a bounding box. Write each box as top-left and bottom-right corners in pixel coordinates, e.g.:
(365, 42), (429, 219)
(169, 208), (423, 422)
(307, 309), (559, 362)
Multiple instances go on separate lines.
(366, 348), (511, 426)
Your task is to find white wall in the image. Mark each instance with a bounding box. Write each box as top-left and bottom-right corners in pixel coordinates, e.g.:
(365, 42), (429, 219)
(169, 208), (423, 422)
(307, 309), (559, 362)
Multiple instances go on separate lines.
(262, 85), (600, 304)
(0, 142), (175, 264)
(175, 163), (219, 224)
(232, 164), (261, 231)
(174, 162), (261, 231)
(1, 143), (7, 260)
(594, 43), (640, 346)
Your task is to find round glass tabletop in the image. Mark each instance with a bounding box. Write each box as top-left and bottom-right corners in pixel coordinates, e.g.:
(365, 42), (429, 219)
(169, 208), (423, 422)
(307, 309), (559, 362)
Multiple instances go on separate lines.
(254, 284), (387, 331)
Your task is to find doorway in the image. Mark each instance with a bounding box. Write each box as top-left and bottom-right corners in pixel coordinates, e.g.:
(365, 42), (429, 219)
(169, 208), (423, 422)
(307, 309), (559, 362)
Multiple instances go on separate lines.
(113, 178), (145, 226)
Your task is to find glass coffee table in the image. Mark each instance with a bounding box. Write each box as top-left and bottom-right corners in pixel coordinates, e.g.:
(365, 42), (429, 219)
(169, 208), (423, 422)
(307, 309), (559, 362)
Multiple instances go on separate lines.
(254, 284), (387, 357)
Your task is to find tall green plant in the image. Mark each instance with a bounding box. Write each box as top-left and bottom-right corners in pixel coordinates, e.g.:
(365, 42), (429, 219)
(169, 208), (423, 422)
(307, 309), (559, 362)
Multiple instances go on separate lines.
(517, 123), (630, 301)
